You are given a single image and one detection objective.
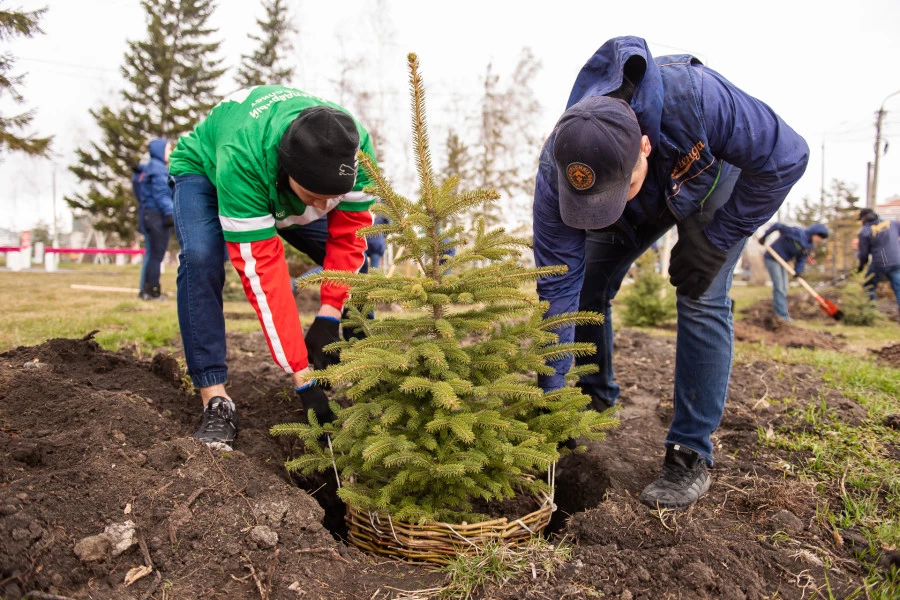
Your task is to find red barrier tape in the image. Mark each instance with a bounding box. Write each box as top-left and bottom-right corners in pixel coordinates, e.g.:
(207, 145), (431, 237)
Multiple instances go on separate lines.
(44, 248), (146, 255)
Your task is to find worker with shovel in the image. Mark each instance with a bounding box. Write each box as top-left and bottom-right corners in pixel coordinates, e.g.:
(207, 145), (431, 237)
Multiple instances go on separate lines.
(857, 208), (900, 321)
(533, 36), (809, 510)
(758, 222), (829, 321)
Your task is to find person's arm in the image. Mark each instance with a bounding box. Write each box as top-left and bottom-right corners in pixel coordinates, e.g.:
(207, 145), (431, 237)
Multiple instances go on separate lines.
(758, 223), (784, 245)
(700, 68), (809, 251)
(320, 195), (375, 310)
(533, 147), (586, 392)
(145, 160), (174, 216)
(794, 252), (809, 277)
(857, 229), (871, 271)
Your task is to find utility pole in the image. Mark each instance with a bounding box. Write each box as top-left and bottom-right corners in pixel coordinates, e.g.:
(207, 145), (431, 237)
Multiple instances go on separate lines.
(820, 139), (826, 219)
(870, 89), (900, 208)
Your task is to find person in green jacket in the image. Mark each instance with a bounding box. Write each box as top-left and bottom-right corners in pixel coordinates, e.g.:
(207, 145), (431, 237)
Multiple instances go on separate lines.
(168, 86), (377, 450)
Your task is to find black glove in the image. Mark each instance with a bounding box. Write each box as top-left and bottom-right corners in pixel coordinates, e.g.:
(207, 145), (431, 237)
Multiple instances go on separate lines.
(296, 384), (335, 424)
(857, 261), (866, 274)
(163, 214), (175, 228)
(305, 316), (341, 371)
(669, 219), (728, 300)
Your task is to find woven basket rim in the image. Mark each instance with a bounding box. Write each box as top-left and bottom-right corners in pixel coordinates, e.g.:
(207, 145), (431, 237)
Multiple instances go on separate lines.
(344, 491), (554, 564)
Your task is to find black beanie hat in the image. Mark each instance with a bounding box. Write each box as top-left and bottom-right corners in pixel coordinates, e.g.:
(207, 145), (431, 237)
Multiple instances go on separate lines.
(278, 106), (360, 195)
(859, 208), (878, 222)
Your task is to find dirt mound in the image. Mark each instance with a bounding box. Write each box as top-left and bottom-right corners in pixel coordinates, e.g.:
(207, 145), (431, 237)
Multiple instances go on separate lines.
(735, 302), (844, 350)
(872, 342), (900, 368)
(0, 330), (874, 599)
(0, 336), (434, 600)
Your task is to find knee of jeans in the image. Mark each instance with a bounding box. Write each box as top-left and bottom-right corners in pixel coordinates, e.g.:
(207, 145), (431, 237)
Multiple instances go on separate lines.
(180, 244), (228, 271)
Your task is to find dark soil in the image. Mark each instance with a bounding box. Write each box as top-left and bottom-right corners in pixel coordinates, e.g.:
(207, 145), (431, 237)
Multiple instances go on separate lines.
(872, 342), (900, 369)
(0, 320), (891, 599)
(736, 297), (844, 350)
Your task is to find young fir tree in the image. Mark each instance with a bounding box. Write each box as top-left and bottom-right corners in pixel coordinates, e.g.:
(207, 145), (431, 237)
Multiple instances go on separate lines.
(66, 0), (224, 242)
(234, 0), (295, 88)
(0, 2), (51, 157)
(838, 272), (880, 326)
(271, 54), (616, 525)
(620, 251), (677, 327)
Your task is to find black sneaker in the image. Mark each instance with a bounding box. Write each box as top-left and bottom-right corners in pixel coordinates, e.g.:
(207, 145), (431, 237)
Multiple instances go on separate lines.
(193, 397), (239, 450)
(639, 444), (710, 510)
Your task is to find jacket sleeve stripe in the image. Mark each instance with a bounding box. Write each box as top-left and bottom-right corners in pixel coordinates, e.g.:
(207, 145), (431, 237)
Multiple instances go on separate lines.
(220, 214), (277, 233)
(234, 241), (293, 373)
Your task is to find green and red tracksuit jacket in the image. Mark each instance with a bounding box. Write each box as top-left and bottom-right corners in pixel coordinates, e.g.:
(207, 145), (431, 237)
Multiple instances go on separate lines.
(169, 85), (376, 374)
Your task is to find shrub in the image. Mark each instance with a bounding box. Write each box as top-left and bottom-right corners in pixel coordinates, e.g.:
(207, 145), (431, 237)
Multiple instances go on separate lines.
(620, 251), (676, 327)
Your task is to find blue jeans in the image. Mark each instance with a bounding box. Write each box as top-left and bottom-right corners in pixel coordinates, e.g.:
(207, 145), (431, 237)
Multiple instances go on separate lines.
(763, 254), (791, 319)
(142, 209), (172, 289)
(173, 174), (339, 389)
(138, 232), (149, 291)
(574, 165), (744, 465)
(865, 265), (900, 309)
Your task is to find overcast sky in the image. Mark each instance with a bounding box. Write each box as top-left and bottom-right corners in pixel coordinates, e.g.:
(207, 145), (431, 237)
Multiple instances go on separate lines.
(2, 0), (899, 235)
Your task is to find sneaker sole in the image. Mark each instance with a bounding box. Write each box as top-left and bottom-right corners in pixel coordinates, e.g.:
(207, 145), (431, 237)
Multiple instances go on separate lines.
(639, 476), (711, 511)
(200, 440), (234, 452)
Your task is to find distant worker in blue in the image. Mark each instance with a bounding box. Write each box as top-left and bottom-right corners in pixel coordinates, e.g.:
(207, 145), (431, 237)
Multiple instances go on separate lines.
(758, 222), (829, 321)
(131, 160), (148, 296)
(365, 215), (389, 269)
(857, 208), (900, 321)
(533, 36), (809, 510)
(139, 138), (175, 300)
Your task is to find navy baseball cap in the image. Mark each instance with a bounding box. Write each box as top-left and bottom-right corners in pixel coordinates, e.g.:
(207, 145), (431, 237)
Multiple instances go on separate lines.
(553, 96), (641, 230)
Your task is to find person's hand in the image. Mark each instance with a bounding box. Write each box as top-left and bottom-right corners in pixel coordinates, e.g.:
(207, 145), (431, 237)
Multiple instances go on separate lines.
(669, 219), (728, 300)
(163, 214), (175, 228)
(296, 383), (335, 424)
(304, 316), (341, 371)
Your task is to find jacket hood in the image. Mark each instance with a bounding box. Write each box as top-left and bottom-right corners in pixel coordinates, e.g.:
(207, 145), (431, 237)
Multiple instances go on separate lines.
(805, 223), (829, 238)
(565, 36), (664, 150)
(148, 138), (168, 162)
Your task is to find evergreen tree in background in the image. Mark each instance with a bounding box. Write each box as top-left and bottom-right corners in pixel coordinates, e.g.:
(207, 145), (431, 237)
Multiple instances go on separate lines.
(469, 49), (542, 231)
(66, 0), (224, 242)
(442, 129), (475, 230)
(0, 2), (51, 158)
(234, 0), (295, 88)
(620, 251), (676, 327)
(272, 54), (616, 525)
(471, 61), (506, 228)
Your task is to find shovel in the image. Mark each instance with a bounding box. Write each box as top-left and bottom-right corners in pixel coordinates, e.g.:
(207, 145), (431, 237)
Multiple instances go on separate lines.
(763, 244), (844, 321)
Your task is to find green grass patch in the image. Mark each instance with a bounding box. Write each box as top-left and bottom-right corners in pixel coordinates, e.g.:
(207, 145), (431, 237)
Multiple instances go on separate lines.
(0, 265), (262, 354)
(739, 341), (900, 596)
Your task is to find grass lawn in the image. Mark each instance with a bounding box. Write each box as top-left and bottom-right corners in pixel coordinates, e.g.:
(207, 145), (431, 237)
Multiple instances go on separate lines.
(0, 263), (263, 354)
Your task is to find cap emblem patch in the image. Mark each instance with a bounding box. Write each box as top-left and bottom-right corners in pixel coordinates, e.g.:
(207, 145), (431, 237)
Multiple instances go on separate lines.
(566, 162), (595, 191)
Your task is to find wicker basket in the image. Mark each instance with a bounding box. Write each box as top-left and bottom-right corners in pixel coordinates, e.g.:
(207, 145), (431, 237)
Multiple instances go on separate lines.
(344, 492), (555, 564)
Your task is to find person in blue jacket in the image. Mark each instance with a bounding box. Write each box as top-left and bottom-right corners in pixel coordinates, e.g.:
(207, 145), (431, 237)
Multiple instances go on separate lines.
(758, 222), (829, 320)
(533, 36), (809, 510)
(139, 138), (175, 300)
(131, 161), (149, 296)
(857, 208), (900, 319)
(365, 215), (389, 268)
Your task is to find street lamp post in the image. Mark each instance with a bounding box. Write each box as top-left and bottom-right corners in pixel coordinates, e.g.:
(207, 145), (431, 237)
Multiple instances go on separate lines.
(870, 89), (900, 208)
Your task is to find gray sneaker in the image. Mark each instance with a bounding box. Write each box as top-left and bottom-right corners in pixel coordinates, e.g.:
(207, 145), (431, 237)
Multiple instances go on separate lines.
(639, 444), (710, 510)
(193, 397), (239, 451)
